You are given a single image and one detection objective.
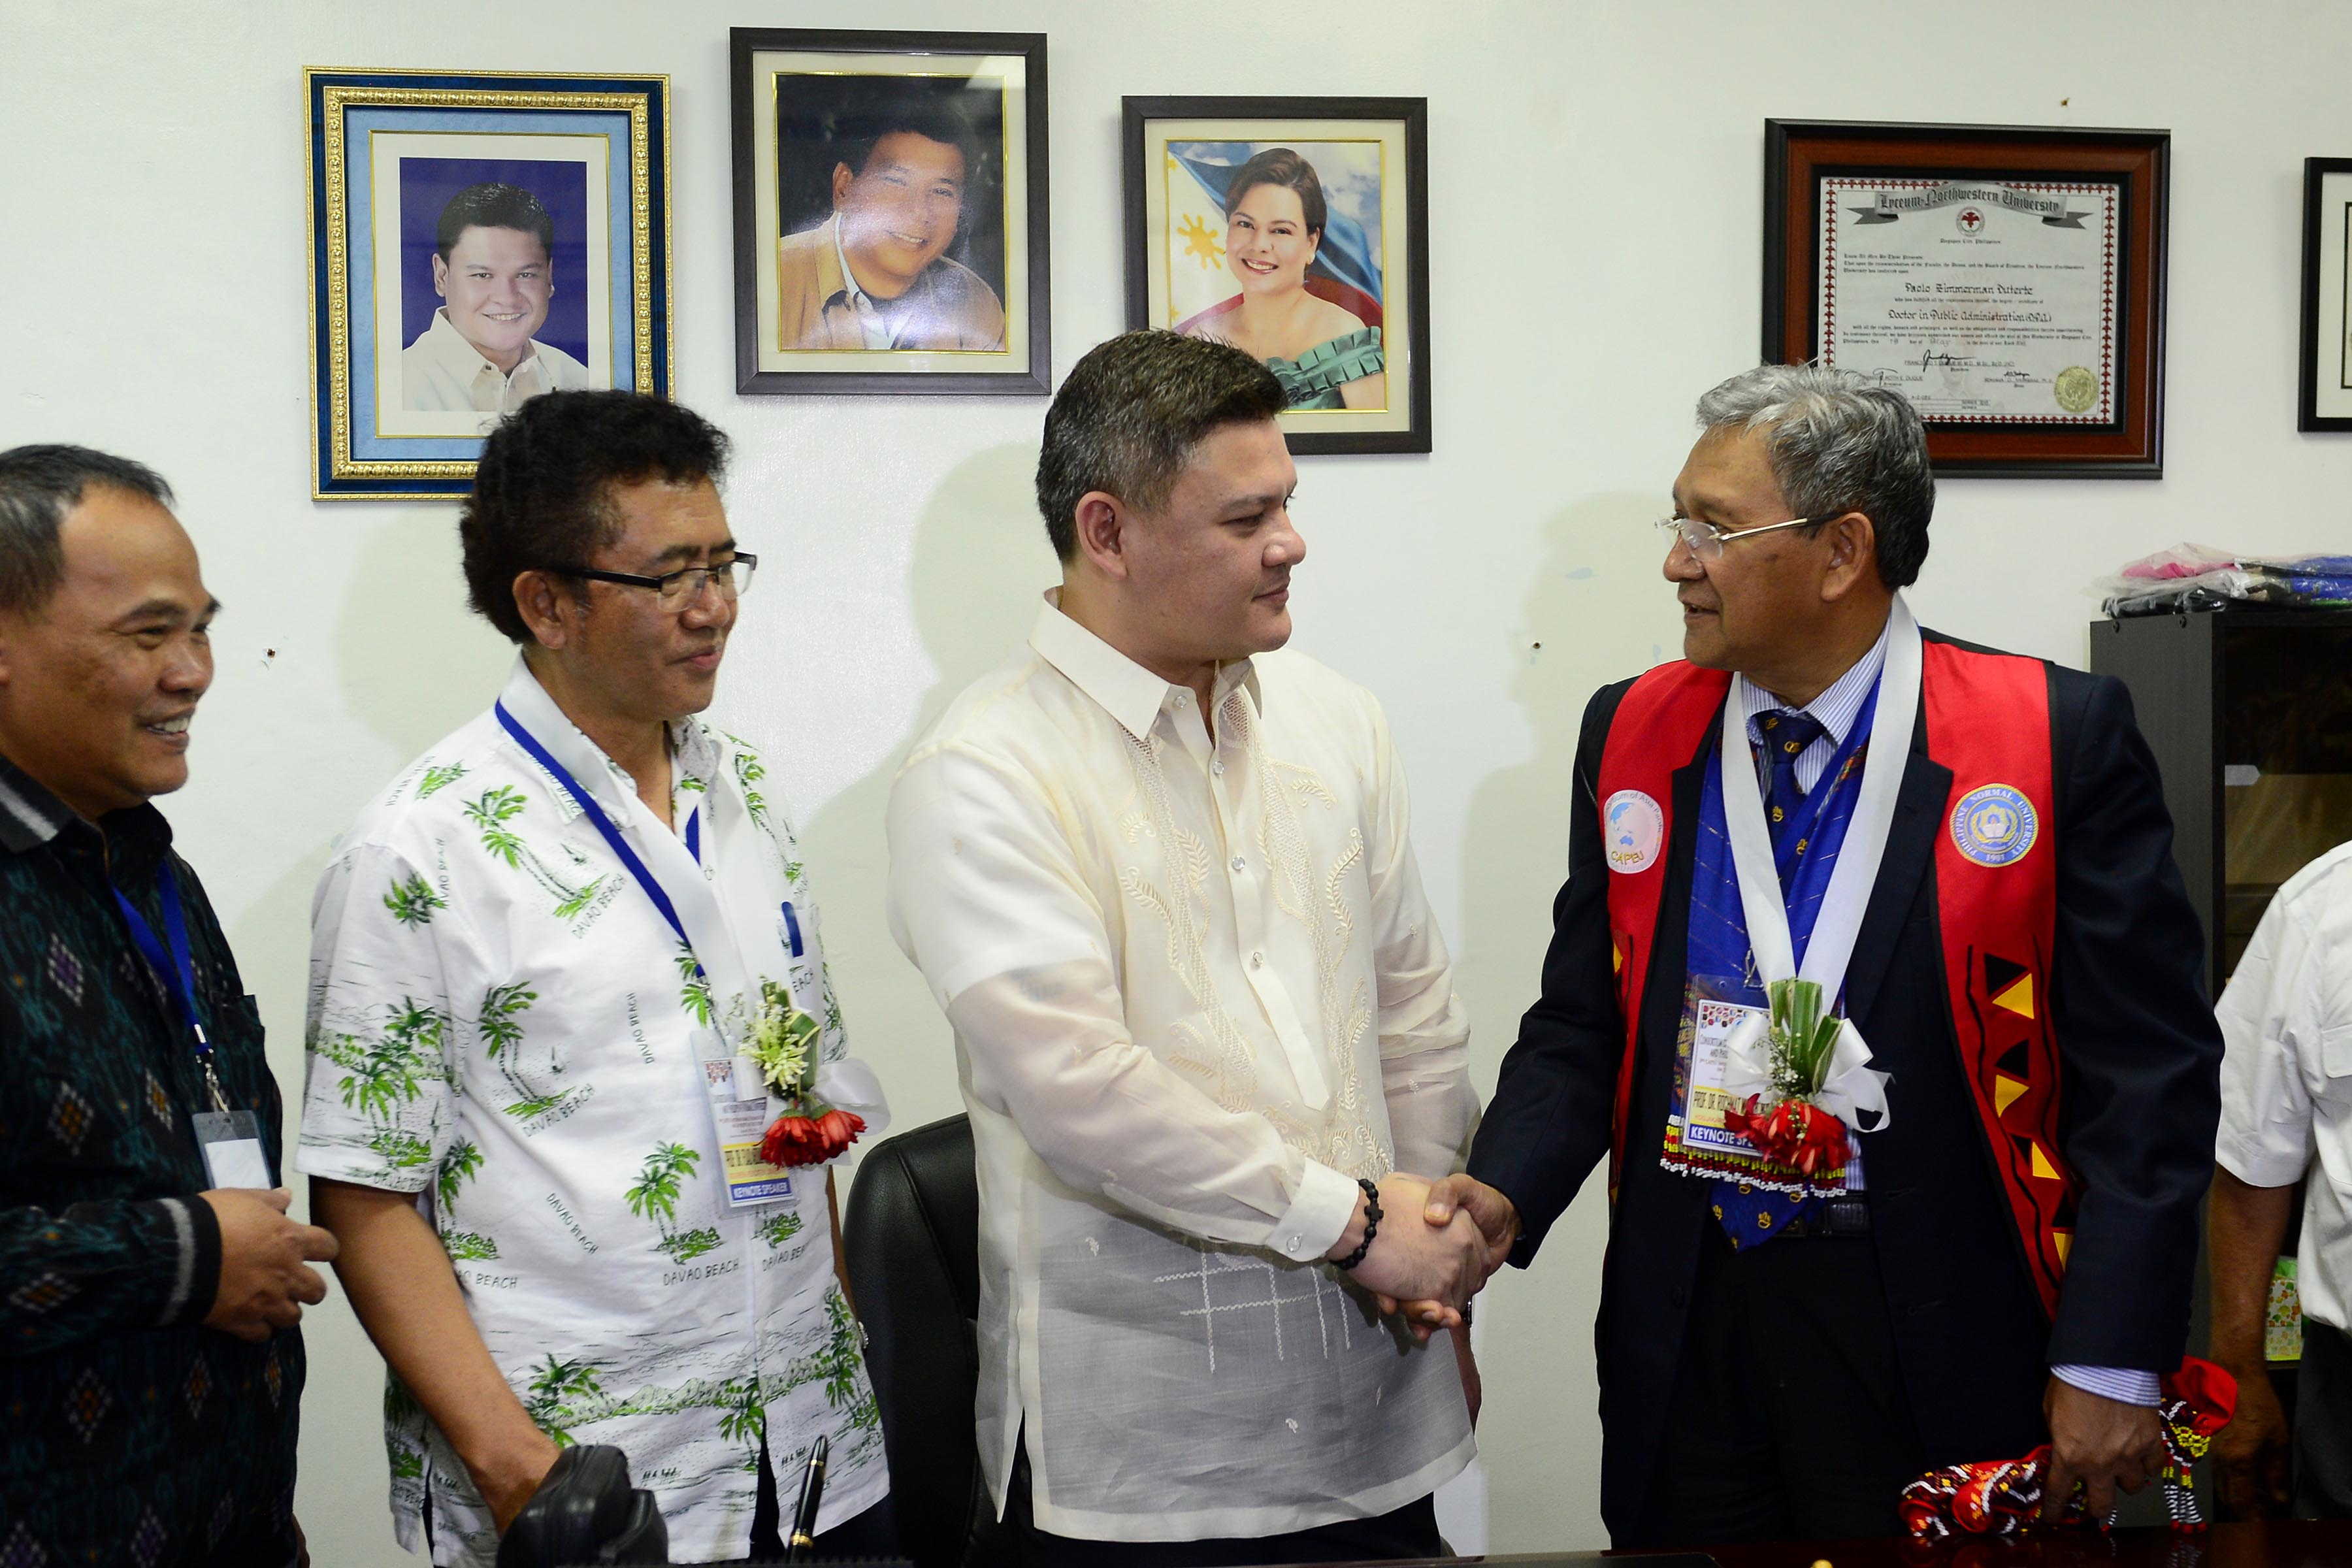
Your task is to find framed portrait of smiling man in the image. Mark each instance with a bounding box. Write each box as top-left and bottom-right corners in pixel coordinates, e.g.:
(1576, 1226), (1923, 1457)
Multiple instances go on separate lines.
(1122, 96), (1432, 455)
(730, 28), (1051, 396)
(305, 67), (673, 500)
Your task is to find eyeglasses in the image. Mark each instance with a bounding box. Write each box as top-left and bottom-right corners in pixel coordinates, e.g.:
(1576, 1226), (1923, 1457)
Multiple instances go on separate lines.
(551, 553), (759, 608)
(1653, 515), (1814, 563)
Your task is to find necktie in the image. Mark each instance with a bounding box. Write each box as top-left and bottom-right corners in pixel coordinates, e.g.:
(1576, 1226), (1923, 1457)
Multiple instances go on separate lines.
(1758, 708), (1827, 887)
(1712, 708), (1828, 1247)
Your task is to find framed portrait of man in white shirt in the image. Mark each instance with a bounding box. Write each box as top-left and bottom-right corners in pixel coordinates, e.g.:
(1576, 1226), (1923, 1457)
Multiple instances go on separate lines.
(304, 67), (675, 499)
(729, 28), (1051, 396)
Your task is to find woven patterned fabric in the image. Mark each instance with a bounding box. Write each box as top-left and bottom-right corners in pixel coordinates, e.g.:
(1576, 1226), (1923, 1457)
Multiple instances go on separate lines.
(0, 753), (300, 1564)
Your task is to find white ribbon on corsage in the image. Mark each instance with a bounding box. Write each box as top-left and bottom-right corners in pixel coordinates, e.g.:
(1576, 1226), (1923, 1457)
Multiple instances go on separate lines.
(1714, 595), (1924, 1135)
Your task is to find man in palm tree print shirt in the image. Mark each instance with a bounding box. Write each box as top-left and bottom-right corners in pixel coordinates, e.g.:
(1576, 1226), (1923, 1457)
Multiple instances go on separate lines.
(294, 393), (893, 1566)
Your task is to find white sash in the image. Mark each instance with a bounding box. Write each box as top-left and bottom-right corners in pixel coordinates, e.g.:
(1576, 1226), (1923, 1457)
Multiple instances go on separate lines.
(1715, 596), (1919, 1131)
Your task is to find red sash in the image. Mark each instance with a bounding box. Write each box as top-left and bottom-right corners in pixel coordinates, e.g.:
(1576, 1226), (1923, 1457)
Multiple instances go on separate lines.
(1592, 639), (2071, 1316)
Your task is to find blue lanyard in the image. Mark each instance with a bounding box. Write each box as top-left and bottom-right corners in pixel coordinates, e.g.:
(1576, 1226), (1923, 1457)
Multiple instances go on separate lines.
(113, 860), (230, 1113)
(495, 701), (706, 977)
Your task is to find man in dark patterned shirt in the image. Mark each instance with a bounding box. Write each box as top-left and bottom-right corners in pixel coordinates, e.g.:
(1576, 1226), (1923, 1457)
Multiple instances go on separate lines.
(0, 445), (338, 1566)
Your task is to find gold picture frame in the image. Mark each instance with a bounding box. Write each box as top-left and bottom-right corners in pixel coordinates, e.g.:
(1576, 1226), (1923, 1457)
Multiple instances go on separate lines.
(305, 67), (672, 499)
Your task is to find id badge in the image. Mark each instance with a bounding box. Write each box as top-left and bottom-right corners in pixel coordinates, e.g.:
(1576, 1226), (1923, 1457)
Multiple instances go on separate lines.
(691, 1028), (793, 1214)
(191, 1109), (274, 1188)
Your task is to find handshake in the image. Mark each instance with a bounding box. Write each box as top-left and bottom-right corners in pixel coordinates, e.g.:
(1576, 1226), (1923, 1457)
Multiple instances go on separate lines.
(1324, 1172), (1520, 1340)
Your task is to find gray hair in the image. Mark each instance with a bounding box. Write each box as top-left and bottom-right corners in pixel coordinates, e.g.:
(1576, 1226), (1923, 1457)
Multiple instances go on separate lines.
(1694, 364), (1933, 588)
(1036, 331), (1287, 560)
(0, 444), (175, 615)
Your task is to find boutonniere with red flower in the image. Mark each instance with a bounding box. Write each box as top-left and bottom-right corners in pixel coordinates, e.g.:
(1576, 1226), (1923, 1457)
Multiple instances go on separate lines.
(1719, 977), (1888, 1182)
(742, 979), (865, 1168)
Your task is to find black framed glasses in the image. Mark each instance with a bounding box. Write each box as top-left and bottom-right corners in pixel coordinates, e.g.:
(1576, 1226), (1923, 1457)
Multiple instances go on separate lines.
(551, 553), (758, 608)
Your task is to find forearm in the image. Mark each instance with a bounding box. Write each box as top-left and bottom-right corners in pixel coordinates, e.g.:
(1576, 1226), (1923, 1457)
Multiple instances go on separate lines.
(953, 965), (1358, 1258)
(310, 1179), (545, 1474)
(0, 1196), (218, 1354)
(1382, 1043), (1477, 1180)
(2208, 1165), (2295, 1373)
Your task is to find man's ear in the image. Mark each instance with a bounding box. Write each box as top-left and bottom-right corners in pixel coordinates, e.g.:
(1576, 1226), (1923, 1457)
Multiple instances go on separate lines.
(431, 253), (449, 301)
(512, 570), (579, 650)
(1071, 492), (1131, 582)
(1819, 512), (1883, 603)
(831, 161), (856, 210)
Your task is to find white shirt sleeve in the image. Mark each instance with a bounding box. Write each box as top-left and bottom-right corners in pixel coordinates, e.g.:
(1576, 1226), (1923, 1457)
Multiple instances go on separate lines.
(889, 742), (1360, 1261)
(1359, 694), (1478, 1181)
(2214, 885), (2323, 1190)
(293, 841), (466, 1192)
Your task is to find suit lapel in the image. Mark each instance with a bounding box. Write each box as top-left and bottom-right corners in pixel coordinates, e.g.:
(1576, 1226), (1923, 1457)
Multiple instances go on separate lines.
(1845, 699), (1952, 1027)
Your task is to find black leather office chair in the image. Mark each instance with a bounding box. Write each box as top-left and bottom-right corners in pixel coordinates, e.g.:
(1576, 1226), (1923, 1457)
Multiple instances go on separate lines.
(843, 1113), (1009, 1568)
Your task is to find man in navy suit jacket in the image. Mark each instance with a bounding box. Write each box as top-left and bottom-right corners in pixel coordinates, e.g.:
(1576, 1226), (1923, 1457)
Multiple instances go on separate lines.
(1422, 365), (2221, 1546)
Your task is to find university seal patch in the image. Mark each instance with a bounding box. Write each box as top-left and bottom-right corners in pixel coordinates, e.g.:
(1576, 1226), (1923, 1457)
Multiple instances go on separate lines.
(1601, 789), (1665, 875)
(1951, 784), (2038, 867)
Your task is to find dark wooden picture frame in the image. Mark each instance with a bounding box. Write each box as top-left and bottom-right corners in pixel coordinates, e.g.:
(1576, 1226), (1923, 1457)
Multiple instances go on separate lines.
(1122, 96), (1432, 455)
(730, 28), (1051, 397)
(1764, 120), (2169, 478)
(2297, 157), (2352, 432)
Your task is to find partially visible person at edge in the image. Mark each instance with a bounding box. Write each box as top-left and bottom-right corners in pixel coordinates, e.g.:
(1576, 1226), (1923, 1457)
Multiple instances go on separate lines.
(1416, 363), (2223, 1544)
(0, 444), (335, 1567)
(773, 99), (1006, 352)
(402, 181), (592, 416)
(1179, 147), (1384, 412)
(295, 391), (894, 1565)
(2208, 838), (2352, 1519)
(887, 329), (1482, 1568)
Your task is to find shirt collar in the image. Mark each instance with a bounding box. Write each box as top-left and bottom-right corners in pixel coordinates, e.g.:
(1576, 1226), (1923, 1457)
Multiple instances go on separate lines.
(0, 749), (74, 853)
(425, 307), (545, 390)
(0, 747), (175, 867)
(830, 215), (875, 316)
(1739, 611), (1893, 747)
(495, 655), (716, 816)
(1028, 591), (1260, 743)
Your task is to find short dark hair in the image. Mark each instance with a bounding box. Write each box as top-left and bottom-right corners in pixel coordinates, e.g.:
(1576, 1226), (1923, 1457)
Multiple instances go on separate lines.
(1224, 148), (1328, 240)
(841, 99), (978, 186)
(1036, 331), (1287, 561)
(460, 392), (730, 644)
(435, 182), (556, 263)
(0, 444), (174, 615)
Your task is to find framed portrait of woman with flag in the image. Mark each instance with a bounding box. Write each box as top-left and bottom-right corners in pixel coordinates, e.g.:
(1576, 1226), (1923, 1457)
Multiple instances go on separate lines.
(1123, 97), (1431, 455)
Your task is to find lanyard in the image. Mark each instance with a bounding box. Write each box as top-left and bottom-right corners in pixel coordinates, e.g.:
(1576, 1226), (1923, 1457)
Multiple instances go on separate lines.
(112, 860), (229, 1114)
(495, 701), (707, 977)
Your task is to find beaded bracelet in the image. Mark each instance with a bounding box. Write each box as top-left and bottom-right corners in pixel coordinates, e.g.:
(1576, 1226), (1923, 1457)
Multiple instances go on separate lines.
(1332, 1177), (1382, 1271)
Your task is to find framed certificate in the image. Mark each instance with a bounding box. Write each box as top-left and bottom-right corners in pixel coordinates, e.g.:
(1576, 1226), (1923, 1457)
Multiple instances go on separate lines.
(2298, 157), (2352, 432)
(1764, 120), (2169, 478)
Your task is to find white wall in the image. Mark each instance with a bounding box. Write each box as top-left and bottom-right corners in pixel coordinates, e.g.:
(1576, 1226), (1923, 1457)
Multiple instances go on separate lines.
(7, 1), (2350, 1561)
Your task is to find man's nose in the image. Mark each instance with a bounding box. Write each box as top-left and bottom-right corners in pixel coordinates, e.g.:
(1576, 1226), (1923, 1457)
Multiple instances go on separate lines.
(1271, 512), (1307, 569)
(680, 578), (732, 627)
(1662, 534), (1703, 582)
(165, 637), (214, 696)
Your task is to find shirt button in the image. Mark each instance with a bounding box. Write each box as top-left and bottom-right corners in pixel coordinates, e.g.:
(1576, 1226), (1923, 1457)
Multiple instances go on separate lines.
(1251, 951), (1264, 968)
(1173, 693), (1189, 707)
(1288, 1233), (1301, 1252)
(1231, 855), (1247, 873)
(1211, 759), (1225, 776)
